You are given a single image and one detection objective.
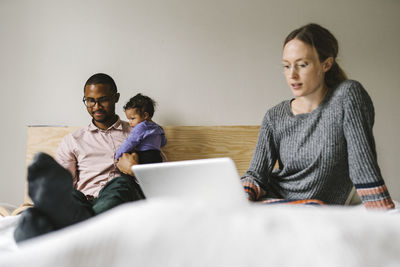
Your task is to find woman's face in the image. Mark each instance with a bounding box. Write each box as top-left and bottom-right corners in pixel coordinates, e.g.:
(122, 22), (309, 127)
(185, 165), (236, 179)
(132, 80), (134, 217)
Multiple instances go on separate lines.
(282, 39), (331, 98)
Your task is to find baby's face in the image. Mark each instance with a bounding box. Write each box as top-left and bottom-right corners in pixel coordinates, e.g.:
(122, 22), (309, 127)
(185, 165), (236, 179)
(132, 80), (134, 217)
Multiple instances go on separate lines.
(125, 108), (145, 128)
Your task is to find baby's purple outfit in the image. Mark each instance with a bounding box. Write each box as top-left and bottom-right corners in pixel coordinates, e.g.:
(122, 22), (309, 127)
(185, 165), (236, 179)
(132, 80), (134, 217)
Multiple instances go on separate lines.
(115, 121), (166, 160)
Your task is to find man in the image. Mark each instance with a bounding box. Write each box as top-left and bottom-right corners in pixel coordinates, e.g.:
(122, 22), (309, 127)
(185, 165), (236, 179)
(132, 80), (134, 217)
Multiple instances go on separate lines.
(14, 73), (144, 242)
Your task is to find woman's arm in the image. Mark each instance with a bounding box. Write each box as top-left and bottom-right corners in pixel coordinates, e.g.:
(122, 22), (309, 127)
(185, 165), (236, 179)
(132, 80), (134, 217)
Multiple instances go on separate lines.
(343, 80), (394, 209)
(241, 113), (278, 201)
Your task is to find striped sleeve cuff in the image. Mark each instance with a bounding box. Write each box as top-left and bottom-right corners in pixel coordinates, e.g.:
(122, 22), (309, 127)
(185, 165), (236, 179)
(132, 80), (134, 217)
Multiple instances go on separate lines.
(355, 181), (395, 209)
(241, 177), (265, 201)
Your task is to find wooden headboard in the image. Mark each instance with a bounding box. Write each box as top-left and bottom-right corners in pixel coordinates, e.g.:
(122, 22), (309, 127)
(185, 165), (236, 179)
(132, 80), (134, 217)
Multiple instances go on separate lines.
(26, 125), (260, 172)
(21, 125), (260, 210)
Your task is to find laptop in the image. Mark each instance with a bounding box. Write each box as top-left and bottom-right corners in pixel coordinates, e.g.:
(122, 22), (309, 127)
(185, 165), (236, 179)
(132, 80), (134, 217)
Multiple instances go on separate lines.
(131, 157), (249, 206)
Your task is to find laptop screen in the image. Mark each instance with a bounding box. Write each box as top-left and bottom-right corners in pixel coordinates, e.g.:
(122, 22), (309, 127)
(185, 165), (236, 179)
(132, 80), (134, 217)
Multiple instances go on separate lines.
(131, 157), (248, 206)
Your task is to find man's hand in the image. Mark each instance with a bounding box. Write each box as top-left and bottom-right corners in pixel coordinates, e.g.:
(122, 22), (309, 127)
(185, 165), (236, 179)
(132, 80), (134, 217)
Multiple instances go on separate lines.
(117, 153), (139, 176)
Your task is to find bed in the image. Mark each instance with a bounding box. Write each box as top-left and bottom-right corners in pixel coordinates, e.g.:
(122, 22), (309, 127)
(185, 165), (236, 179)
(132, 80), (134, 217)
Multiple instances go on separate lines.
(0, 126), (399, 267)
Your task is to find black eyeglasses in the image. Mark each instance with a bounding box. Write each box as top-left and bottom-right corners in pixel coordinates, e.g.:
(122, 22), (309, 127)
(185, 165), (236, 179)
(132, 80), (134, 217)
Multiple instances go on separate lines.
(82, 94), (116, 108)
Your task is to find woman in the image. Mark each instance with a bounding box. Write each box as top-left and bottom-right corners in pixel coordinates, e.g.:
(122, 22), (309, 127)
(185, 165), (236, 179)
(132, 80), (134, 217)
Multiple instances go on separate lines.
(242, 23), (394, 209)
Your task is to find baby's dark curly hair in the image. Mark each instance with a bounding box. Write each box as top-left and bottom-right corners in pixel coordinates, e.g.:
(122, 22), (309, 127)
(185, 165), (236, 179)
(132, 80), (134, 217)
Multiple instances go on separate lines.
(123, 93), (156, 118)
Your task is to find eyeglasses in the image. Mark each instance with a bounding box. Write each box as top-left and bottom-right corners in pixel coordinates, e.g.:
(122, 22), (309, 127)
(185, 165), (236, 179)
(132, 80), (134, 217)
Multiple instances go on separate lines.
(82, 94), (116, 108)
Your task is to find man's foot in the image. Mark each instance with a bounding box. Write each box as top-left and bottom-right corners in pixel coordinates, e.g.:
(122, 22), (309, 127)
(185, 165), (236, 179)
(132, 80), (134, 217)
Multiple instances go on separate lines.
(27, 152), (92, 227)
(14, 208), (56, 243)
(28, 153), (73, 224)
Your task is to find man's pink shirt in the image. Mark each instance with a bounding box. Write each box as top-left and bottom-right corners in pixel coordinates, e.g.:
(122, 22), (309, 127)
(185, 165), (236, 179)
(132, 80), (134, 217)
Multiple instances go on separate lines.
(55, 118), (131, 198)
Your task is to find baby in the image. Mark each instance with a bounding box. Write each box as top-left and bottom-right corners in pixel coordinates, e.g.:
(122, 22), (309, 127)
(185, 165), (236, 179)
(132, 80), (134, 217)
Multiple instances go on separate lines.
(115, 93), (167, 164)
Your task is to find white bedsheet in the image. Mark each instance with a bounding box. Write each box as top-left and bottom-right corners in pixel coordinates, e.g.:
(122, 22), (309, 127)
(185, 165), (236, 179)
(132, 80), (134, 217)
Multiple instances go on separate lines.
(0, 215), (19, 253)
(1, 200), (399, 267)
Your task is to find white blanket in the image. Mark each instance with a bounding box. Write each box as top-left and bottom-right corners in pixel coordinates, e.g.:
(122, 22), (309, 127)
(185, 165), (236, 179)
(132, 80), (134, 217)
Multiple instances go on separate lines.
(1, 200), (400, 267)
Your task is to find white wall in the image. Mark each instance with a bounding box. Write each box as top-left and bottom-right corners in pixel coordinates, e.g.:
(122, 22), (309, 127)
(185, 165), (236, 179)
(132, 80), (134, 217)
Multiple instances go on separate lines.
(1, 0), (399, 207)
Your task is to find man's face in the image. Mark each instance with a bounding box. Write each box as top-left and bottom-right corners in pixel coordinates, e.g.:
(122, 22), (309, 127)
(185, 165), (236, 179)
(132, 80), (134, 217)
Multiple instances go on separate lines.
(83, 84), (119, 126)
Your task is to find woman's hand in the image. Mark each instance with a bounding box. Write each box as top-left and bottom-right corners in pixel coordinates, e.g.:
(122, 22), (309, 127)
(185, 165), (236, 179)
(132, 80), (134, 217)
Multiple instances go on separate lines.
(117, 152), (139, 176)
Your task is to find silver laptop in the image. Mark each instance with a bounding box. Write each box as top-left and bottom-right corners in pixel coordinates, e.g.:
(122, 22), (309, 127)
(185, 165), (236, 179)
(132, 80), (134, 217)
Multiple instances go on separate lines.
(131, 157), (248, 206)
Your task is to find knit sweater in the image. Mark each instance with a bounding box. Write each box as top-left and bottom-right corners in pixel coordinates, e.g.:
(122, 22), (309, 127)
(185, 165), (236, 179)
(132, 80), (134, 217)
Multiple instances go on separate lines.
(242, 80), (394, 209)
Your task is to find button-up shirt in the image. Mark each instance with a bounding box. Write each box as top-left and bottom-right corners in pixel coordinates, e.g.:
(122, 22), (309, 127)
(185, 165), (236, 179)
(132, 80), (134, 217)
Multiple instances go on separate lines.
(55, 118), (131, 197)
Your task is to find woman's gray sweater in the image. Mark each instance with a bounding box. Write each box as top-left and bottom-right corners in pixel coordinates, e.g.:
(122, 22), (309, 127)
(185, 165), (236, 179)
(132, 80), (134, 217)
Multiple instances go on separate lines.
(243, 80), (392, 205)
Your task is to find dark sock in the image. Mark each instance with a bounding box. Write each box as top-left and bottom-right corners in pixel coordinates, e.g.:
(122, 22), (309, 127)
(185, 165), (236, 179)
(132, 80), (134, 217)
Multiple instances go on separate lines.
(27, 152), (92, 228)
(14, 208), (56, 243)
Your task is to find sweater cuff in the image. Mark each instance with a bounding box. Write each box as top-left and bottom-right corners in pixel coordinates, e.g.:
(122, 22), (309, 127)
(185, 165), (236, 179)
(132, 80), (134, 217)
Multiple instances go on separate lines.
(241, 177), (265, 201)
(355, 182), (395, 209)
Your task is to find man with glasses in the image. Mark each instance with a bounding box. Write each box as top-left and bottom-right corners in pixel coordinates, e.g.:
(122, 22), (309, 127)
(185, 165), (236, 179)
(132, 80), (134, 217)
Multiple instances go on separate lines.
(14, 73), (144, 242)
